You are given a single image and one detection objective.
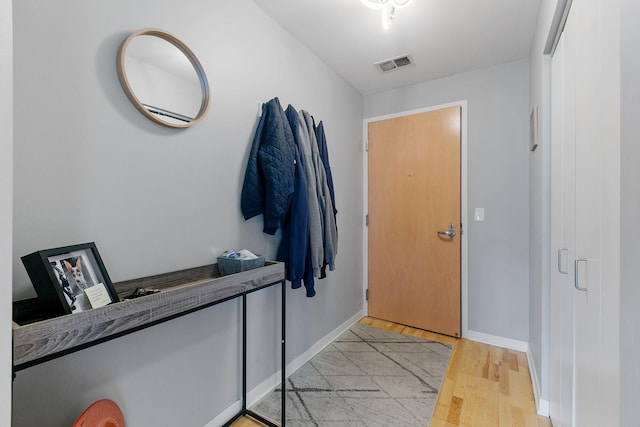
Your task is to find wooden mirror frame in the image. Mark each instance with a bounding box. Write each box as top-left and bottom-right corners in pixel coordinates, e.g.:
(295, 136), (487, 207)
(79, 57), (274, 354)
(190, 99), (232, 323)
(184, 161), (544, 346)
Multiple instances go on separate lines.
(116, 28), (210, 128)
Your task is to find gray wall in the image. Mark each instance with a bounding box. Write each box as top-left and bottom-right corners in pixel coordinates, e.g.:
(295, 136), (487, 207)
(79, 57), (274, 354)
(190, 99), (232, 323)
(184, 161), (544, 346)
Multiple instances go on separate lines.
(363, 59), (530, 342)
(1, 0), (13, 422)
(620, 0), (640, 423)
(11, 0), (363, 425)
(528, 0), (556, 404)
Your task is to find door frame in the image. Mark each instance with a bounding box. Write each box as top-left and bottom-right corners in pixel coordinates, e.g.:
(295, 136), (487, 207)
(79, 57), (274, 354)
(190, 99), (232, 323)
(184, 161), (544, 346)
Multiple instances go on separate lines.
(362, 100), (469, 337)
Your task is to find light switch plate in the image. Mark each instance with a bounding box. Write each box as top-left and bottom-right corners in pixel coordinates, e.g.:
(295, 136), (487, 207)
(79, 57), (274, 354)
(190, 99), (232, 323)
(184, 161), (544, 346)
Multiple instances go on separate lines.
(475, 208), (485, 222)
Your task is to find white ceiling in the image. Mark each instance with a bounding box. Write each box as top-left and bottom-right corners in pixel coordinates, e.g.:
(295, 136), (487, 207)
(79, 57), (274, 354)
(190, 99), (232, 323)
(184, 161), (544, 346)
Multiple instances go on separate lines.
(252, 0), (541, 95)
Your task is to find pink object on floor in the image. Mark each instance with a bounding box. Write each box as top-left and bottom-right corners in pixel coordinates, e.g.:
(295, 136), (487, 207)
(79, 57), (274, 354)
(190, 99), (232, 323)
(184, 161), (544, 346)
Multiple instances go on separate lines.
(72, 399), (125, 427)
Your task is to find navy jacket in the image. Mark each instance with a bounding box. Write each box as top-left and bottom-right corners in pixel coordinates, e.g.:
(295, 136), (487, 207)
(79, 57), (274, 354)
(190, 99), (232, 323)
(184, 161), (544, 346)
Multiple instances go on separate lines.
(277, 105), (315, 296)
(315, 121), (337, 218)
(240, 97), (296, 235)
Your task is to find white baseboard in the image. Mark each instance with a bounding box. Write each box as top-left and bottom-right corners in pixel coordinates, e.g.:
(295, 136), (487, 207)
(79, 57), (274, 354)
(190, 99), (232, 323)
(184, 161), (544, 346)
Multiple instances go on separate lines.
(525, 344), (550, 417)
(205, 401), (242, 427)
(204, 309), (364, 427)
(464, 329), (528, 352)
(538, 399), (550, 417)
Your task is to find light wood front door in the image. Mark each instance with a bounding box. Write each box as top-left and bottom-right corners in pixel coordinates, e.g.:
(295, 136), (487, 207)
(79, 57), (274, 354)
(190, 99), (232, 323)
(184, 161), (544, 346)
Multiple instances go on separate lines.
(367, 106), (461, 337)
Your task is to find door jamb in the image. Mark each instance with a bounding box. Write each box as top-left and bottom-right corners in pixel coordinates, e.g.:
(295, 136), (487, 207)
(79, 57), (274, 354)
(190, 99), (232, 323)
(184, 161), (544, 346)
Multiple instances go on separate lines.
(362, 100), (469, 338)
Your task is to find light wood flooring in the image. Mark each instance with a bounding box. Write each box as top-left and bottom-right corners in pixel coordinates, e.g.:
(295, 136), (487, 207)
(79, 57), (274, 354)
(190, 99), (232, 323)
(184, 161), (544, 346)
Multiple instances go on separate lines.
(231, 317), (552, 427)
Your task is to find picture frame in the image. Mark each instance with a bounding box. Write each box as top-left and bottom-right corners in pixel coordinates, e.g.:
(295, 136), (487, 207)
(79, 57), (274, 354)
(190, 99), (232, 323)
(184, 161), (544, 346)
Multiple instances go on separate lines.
(21, 242), (119, 317)
(530, 106), (539, 152)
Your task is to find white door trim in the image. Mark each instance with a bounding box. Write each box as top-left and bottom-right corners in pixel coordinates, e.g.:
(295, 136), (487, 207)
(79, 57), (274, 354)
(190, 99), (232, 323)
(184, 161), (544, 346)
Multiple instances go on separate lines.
(1, 0), (12, 422)
(362, 100), (469, 337)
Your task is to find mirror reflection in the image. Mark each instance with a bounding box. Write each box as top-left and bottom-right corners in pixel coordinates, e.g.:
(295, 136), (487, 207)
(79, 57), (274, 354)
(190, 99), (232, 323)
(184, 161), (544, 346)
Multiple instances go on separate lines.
(117, 29), (210, 128)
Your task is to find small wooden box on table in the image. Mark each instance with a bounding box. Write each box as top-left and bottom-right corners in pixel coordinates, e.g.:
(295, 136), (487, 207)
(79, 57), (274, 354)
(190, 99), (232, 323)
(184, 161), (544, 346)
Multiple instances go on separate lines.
(12, 261), (287, 427)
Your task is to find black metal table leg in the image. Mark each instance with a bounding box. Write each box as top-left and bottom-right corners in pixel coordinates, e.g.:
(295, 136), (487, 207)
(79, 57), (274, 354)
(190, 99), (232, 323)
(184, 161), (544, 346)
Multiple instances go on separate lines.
(281, 279), (286, 427)
(242, 293), (247, 414)
(226, 279), (285, 427)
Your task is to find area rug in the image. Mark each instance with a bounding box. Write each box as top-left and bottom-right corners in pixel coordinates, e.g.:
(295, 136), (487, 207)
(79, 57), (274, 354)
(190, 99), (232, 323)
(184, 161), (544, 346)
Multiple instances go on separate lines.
(251, 322), (453, 426)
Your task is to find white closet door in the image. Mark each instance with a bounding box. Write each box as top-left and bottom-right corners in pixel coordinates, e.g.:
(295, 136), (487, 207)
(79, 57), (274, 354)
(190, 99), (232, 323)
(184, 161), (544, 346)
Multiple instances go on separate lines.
(550, 0), (621, 425)
(596, 0), (621, 421)
(550, 5), (576, 427)
(573, 0), (604, 425)
(550, 10), (576, 427)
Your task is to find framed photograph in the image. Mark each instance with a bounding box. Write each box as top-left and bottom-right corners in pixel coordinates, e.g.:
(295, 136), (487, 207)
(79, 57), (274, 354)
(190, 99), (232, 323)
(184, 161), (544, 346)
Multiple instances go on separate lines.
(530, 106), (539, 152)
(21, 242), (119, 317)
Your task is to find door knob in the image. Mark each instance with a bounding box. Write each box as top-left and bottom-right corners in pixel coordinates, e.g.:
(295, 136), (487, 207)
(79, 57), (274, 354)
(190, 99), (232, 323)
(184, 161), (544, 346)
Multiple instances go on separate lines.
(438, 223), (456, 238)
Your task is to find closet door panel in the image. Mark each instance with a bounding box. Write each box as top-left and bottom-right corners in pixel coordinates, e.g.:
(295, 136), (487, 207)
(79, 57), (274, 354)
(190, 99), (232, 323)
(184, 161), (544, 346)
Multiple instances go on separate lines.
(595, 0), (621, 421)
(550, 12), (576, 427)
(573, 0), (603, 425)
(550, 0), (620, 424)
(560, 19), (577, 427)
(549, 38), (563, 426)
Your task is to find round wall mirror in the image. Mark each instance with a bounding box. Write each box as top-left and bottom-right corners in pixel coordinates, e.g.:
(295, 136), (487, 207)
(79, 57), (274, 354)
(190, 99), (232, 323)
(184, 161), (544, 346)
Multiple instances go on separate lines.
(117, 28), (210, 128)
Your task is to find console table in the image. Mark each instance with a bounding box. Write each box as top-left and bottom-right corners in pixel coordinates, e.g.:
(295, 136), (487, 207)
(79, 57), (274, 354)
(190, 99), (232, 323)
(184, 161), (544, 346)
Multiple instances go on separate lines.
(12, 261), (287, 427)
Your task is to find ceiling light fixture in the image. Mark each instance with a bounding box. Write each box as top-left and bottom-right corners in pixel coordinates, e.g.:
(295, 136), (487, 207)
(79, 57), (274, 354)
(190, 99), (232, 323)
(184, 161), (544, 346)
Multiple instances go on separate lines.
(360, 0), (414, 30)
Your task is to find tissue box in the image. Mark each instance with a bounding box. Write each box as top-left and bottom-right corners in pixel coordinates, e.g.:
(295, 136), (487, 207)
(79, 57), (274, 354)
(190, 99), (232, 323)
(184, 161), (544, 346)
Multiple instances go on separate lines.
(217, 255), (265, 276)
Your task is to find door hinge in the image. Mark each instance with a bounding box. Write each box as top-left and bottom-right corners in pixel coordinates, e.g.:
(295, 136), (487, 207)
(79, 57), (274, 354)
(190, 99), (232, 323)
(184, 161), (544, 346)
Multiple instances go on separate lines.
(365, 139), (369, 152)
(365, 214), (369, 226)
(366, 288), (369, 301)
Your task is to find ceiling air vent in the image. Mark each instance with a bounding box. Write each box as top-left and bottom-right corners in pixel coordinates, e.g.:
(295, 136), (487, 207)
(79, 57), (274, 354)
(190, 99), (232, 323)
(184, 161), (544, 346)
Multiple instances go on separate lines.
(375, 54), (414, 73)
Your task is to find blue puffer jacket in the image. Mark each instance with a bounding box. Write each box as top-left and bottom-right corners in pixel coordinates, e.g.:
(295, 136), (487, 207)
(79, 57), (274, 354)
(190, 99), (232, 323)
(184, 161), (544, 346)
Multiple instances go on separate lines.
(241, 97), (296, 235)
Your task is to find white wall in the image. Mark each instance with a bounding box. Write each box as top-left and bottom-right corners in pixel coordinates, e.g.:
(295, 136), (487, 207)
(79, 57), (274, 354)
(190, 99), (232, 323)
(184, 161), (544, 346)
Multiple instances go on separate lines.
(11, 0), (363, 425)
(363, 59), (530, 342)
(528, 0), (557, 406)
(620, 0), (640, 423)
(1, 0), (13, 424)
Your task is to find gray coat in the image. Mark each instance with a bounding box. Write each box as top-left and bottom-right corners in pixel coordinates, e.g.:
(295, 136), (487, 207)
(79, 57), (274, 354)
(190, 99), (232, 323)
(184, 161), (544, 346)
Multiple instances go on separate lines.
(296, 112), (325, 277)
(303, 111), (337, 273)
